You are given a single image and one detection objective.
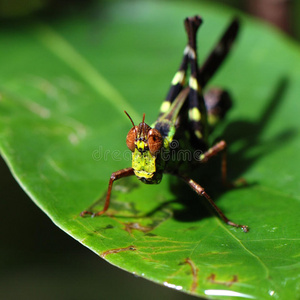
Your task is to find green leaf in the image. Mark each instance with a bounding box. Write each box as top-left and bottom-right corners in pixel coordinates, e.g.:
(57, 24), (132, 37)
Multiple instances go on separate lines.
(0, 1), (300, 299)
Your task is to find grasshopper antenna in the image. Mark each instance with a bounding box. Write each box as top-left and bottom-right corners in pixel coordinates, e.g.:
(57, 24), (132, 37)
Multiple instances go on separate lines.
(124, 110), (135, 127)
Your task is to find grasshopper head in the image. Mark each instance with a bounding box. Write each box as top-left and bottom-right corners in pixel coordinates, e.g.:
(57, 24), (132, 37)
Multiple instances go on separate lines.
(125, 112), (163, 156)
(125, 111), (163, 183)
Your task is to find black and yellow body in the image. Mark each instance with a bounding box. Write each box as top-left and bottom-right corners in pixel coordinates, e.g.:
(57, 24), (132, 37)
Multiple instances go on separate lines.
(81, 16), (249, 232)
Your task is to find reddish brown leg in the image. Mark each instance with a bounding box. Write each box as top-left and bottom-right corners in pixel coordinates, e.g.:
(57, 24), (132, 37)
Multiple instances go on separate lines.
(180, 175), (249, 232)
(199, 140), (229, 186)
(200, 140), (247, 188)
(80, 167), (135, 217)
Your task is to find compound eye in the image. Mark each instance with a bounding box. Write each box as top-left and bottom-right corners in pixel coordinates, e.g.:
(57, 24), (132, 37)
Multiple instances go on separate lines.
(148, 129), (163, 155)
(126, 126), (138, 152)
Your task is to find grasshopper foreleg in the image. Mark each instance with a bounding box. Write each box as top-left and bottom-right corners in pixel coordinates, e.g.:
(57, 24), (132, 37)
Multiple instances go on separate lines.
(80, 167), (134, 217)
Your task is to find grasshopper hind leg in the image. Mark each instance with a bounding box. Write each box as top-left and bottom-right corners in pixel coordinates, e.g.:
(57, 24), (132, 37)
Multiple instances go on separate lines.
(184, 16), (209, 150)
(158, 50), (189, 117)
(158, 18), (203, 118)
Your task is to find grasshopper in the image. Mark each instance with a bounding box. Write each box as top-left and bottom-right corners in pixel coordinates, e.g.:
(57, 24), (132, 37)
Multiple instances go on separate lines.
(81, 16), (249, 232)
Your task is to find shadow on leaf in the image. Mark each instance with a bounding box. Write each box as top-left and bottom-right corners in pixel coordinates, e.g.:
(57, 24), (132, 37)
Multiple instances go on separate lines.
(170, 77), (296, 223)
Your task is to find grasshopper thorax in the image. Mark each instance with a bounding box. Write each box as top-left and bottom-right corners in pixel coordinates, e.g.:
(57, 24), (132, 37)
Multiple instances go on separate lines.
(125, 111), (164, 184)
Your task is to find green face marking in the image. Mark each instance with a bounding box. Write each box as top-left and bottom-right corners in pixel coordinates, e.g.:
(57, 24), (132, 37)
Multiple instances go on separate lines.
(132, 146), (157, 180)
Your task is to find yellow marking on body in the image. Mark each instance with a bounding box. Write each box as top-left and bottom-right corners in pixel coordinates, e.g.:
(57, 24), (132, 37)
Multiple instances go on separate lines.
(189, 48), (196, 59)
(160, 101), (171, 113)
(184, 45), (196, 59)
(208, 114), (220, 126)
(183, 45), (190, 55)
(134, 170), (154, 179)
(195, 130), (202, 139)
(171, 70), (185, 85)
(189, 77), (199, 91)
(136, 140), (146, 151)
(163, 138), (170, 150)
(189, 107), (201, 122)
